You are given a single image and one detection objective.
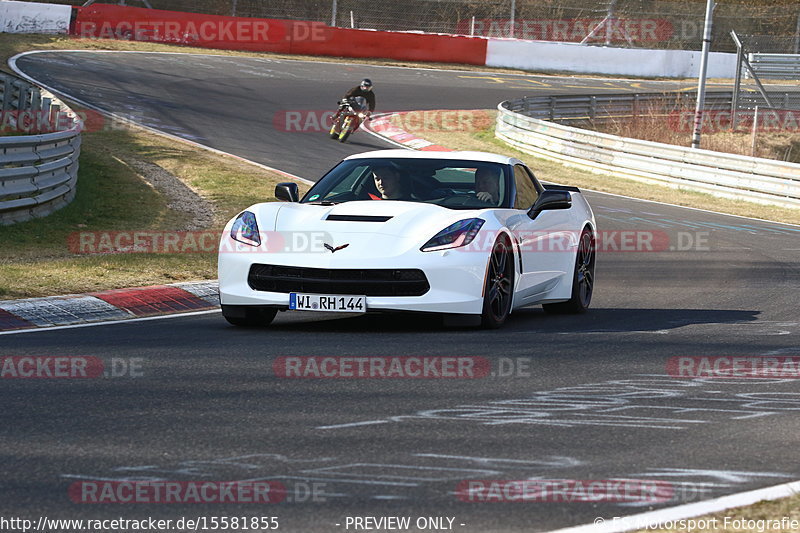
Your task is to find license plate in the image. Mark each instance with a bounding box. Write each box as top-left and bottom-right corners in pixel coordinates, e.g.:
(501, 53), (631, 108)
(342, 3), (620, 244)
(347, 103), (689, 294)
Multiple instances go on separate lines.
(289, 293), (366, 313)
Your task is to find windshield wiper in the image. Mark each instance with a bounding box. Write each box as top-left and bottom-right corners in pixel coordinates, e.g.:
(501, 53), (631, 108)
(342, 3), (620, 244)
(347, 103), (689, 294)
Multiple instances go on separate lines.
(307, 201), (339, 206)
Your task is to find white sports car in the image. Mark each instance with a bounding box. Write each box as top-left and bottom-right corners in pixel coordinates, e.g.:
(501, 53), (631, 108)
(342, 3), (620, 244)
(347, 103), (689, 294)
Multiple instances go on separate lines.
(218, 150), (596, 328)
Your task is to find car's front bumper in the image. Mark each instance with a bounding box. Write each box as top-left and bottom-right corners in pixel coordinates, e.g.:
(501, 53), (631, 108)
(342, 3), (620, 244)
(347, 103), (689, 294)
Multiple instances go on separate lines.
(218, 239), (489, 315)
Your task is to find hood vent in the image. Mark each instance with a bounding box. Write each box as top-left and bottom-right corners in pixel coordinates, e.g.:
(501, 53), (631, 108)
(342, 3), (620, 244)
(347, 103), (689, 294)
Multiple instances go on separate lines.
(326, 214), (393, 222)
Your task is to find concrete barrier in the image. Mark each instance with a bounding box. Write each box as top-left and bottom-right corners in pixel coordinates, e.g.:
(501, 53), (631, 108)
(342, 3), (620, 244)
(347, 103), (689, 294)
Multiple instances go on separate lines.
(0, 0), (71, 34)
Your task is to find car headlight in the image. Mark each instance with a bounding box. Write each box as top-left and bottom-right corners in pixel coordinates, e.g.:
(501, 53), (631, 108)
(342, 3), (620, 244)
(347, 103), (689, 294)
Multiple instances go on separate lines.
(230, 211), (261, 247)
(421, 218), (485, 252)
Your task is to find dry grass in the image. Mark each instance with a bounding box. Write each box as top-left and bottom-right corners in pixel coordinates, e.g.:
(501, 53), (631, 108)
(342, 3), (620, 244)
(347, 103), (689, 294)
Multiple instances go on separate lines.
(597, 107), (800, 163)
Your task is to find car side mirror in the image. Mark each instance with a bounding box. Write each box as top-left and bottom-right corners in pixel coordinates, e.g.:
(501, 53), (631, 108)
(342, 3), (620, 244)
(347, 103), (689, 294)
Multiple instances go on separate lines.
(528, 190), (571, 219)
(275, 182), (299, 202)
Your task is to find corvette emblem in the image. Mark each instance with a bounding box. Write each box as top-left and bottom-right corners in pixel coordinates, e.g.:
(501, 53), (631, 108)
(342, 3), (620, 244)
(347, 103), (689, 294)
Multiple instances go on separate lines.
(324, 243), (350, 253)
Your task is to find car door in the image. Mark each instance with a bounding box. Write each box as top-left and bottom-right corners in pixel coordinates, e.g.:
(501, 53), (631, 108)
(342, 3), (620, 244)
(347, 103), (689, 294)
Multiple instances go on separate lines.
(507, 164), (575, 303)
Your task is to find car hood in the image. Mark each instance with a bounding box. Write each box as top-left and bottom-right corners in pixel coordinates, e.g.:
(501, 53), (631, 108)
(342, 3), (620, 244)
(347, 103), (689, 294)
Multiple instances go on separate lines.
(268, 200), (478, 238)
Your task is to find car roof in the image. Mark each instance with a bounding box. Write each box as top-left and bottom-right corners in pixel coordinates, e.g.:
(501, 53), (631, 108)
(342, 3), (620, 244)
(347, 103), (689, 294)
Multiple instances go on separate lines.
(343, 149), (520, 165)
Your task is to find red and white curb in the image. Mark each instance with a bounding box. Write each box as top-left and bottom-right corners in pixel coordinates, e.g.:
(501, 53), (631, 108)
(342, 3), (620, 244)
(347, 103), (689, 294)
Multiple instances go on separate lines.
(0, 281), (218, 332)
(365, 112), (453, 152)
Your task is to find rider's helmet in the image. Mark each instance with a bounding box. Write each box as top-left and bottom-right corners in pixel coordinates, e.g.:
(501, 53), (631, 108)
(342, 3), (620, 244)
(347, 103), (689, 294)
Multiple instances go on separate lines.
(360, 78), (373, 91)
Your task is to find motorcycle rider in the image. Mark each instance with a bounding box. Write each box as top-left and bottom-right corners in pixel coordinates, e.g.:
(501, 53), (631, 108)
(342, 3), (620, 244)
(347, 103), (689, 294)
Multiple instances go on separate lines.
(341, 78), (376, 116)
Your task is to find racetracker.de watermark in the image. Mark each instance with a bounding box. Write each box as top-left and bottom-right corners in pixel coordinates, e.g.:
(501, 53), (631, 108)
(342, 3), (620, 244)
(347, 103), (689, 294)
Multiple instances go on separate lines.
(69, 481), (286, 504)
(667, 356), (800, 379)
(74, 20), (327, 43)
(455, 479), (674, 503)
(274, 109), (493, 133)
(274, 356), (491, 379)
(69, 230), (339, 254)
(456, 18), (673, 43)
(669, 109), (800, 133)
(462, 230), (708, 253)
(0, 356), (144, 379)
(0, 110), (142, 134)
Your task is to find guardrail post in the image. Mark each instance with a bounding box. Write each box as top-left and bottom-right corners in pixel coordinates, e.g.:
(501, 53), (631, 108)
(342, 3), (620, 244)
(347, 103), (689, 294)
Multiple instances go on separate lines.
(589, 96), (597, 122)
(730, 31), (744, 130)
(49, 103), (61, 127)
(20, 86), (32, 110)
(30, 91), (42, 113)
(2, 77), (12, 111)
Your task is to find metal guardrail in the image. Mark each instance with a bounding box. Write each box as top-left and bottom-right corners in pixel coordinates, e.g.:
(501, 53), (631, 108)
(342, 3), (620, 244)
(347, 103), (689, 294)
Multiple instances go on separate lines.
(1, 72), (81, 225)
(504, 90), (800, 125)
(496, 97), (800, 209)
(746, 53), (800, 80)
(504, 92), (736, 123)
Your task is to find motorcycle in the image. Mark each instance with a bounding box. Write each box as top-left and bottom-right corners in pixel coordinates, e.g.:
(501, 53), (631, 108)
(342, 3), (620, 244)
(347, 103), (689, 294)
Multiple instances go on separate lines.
(329, 96), (369, 143)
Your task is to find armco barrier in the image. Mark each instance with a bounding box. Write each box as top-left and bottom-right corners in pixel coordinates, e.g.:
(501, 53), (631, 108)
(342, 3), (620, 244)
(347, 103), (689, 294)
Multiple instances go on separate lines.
(747, 53), (800, 80)
(496, 99), (800, 209)
(507, 92), (734, 123)
(1, 72), (82, 225)
(72, 4), (487, 65)
(505, 91), (799, 122)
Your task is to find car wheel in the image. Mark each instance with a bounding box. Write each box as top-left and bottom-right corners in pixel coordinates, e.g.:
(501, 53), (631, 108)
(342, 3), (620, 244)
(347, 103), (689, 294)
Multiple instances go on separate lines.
(221, 305), (278, 327)
(481, 237), (515, 329)
(543, 227), (595, 314)
(338, 118), (352, 142)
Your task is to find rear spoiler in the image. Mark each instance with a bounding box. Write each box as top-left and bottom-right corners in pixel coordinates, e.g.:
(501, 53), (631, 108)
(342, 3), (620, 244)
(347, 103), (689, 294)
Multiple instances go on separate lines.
(543, 184), (581, 193)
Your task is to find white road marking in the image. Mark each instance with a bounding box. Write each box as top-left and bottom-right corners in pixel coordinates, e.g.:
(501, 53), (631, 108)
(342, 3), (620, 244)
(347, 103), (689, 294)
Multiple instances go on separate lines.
(316, 420), (389, 430)
(0, 309), (220, 336)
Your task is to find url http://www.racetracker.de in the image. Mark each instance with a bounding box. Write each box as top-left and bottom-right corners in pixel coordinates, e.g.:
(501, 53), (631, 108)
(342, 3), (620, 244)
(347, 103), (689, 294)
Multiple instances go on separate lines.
(0, 516), (280, 532)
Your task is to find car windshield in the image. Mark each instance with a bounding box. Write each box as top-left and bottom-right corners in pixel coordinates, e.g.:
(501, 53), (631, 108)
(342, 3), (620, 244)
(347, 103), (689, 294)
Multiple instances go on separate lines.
(301, 158), (512, 209)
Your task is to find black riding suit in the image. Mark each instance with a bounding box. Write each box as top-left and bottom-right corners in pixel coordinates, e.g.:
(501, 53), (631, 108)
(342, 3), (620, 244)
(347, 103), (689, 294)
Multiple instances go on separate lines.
(343, 86), (376, 112)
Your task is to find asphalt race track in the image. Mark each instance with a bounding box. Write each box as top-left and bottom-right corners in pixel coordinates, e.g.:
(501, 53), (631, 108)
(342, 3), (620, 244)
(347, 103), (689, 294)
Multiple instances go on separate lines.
(3, 51), (800, 532)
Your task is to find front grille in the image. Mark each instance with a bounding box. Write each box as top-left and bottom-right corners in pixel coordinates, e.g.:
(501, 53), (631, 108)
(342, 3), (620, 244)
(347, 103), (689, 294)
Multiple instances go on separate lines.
(248, 264), (430, 296)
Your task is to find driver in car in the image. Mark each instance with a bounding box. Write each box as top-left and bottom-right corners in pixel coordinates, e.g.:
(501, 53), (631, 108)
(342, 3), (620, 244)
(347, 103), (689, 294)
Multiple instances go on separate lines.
(474, 166), (501, 204)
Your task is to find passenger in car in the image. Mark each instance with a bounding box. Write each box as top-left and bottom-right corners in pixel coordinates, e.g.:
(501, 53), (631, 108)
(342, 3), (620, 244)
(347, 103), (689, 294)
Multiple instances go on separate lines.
(370, 165), (412, 200)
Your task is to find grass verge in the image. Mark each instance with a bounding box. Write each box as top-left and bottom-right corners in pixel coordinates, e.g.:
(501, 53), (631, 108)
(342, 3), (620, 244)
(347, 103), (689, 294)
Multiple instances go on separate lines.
(0, 34), (318, 299)
(0, 121), (310, 299)
(388, 110), (800, 226)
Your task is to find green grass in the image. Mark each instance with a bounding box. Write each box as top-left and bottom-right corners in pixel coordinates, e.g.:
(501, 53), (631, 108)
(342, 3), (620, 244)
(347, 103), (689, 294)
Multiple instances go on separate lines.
(0, 123), (301, 299)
